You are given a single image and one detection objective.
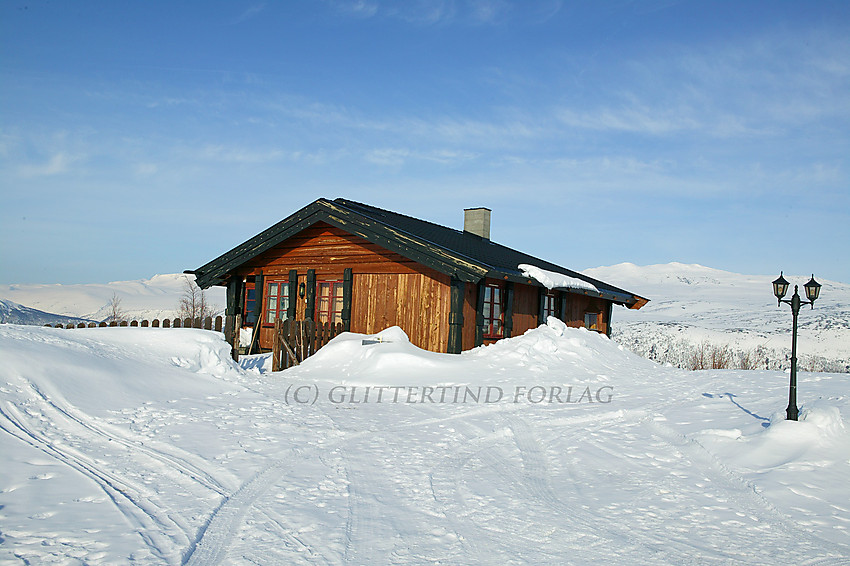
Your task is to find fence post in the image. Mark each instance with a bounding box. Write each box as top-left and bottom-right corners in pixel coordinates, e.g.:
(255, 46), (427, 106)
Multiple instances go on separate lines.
(306, 319), (316, 358)
(283, 318), (291, 368)
(204, 316), (212, 330)
(214, 315), (223, 332)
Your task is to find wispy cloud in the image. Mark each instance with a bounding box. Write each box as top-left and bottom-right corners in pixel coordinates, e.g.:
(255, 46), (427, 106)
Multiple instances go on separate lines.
(17, 152), (78, 177)
(364, 147), (480, 166)
(325, 0), (528, 26)
(233, 3), (266, 24)
(324, 0), (379, 19)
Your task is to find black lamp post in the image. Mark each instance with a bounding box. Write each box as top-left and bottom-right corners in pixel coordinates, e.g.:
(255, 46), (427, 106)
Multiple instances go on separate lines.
(772, 272), (822, 421)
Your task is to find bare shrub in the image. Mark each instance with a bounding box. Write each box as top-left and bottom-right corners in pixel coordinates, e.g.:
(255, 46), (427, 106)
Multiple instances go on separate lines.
(177, 276), (218, 322)
(105, 292), (125, 324)
(709, 344), (732, 369)
(737, 348), (758, 370)
(689, 342), (709, 370)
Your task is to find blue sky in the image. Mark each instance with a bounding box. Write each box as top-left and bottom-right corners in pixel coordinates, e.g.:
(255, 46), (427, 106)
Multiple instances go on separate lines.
(1, 0), (848, 286)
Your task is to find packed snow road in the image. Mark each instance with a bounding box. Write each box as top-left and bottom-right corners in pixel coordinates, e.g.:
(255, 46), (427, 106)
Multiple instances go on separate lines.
(1, 322), (848, 564)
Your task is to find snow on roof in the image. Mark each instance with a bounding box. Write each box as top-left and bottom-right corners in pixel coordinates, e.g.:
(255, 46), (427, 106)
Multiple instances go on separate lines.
(518, 263), (599, 293)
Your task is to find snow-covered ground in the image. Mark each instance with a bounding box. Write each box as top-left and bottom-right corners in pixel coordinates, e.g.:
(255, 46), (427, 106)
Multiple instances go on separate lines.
(0, 274), (225, 323)
(584, 263), (850, 373)
(2, 321), (848, 564)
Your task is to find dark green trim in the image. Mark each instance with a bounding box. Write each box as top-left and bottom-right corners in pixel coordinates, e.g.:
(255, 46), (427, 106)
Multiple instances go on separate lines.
(556, 291), (566, 323)
(504, 282), (514, 338)
(287, 270), (298, 320)
(474, 281), (485, 347)
(447, 276), (465, 353)
(342, 268), (353, 332)
(305, 269), (316, 321)
(225, 278), (240, 316)
(537, 286), (547, 326)
(605, 302), (614, 338)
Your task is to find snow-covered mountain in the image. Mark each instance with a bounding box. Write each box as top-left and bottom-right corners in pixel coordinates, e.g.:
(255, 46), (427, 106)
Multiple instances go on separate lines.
(584, 262), (850, 373)
(0, 298), (93, 327)
(0, 274), (225, 323)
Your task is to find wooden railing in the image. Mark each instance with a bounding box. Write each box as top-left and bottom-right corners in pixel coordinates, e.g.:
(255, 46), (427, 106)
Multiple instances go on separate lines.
(271, 318), (344, 371)
(47, 316), (224, 332)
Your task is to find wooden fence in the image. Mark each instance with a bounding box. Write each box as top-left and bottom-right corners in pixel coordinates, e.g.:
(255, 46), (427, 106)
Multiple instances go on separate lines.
(271, 318), (344, 371)
(47, 316), (224, 332)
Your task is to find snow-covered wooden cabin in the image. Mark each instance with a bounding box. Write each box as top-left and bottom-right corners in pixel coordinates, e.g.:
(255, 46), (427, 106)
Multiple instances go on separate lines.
(188, 198), (648, 354)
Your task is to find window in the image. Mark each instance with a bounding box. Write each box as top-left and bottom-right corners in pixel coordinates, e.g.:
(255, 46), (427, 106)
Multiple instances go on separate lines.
(542, 291), (557, 322)
(482, 283), (504, 339)
(316, 280), (344, 325)
(265, 280), (290, 325)
(244, 283), (257, 326)
(584, 312), (599, 331)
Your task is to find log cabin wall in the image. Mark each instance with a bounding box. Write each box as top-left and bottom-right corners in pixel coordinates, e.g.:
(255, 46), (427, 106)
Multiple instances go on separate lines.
(233, 222), (454, 351)
(509, 283), (539, 337)
(562, 293), (610, 335)
(351, 272), (451, 352)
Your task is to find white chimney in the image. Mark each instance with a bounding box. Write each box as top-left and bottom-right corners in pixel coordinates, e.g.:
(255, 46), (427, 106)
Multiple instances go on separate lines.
(464, 207), (491, 240)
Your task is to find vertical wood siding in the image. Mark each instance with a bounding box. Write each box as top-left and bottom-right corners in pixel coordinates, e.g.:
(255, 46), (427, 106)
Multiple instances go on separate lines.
(510, 283), (539, 336)
(351, 272), (451, 352)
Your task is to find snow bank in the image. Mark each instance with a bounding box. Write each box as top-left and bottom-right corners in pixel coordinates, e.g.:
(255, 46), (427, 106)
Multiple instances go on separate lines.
(292, 326), (465, 384)
(0, 325), (242, 416)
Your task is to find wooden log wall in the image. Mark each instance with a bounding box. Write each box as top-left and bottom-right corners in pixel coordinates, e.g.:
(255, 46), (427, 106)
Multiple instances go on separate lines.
(350, 271), (451, 352)
(236, 222), (429, 279)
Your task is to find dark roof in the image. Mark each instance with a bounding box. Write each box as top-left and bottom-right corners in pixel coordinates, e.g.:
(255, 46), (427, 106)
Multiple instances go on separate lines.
(190, 197), (648, 308)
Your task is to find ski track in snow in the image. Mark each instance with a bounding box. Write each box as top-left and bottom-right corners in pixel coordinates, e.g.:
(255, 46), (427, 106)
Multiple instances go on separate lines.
(0, 402), (187, 564)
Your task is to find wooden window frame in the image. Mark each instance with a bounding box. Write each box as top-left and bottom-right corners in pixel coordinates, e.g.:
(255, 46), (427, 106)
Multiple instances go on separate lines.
(584, 311), (600, 331)
(243, 281), (257, 326)
(482, 282), (505, 340)
(316, 280), (345, 325)
(262, 279), (290, 327)
(542, 291), (557, 322)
